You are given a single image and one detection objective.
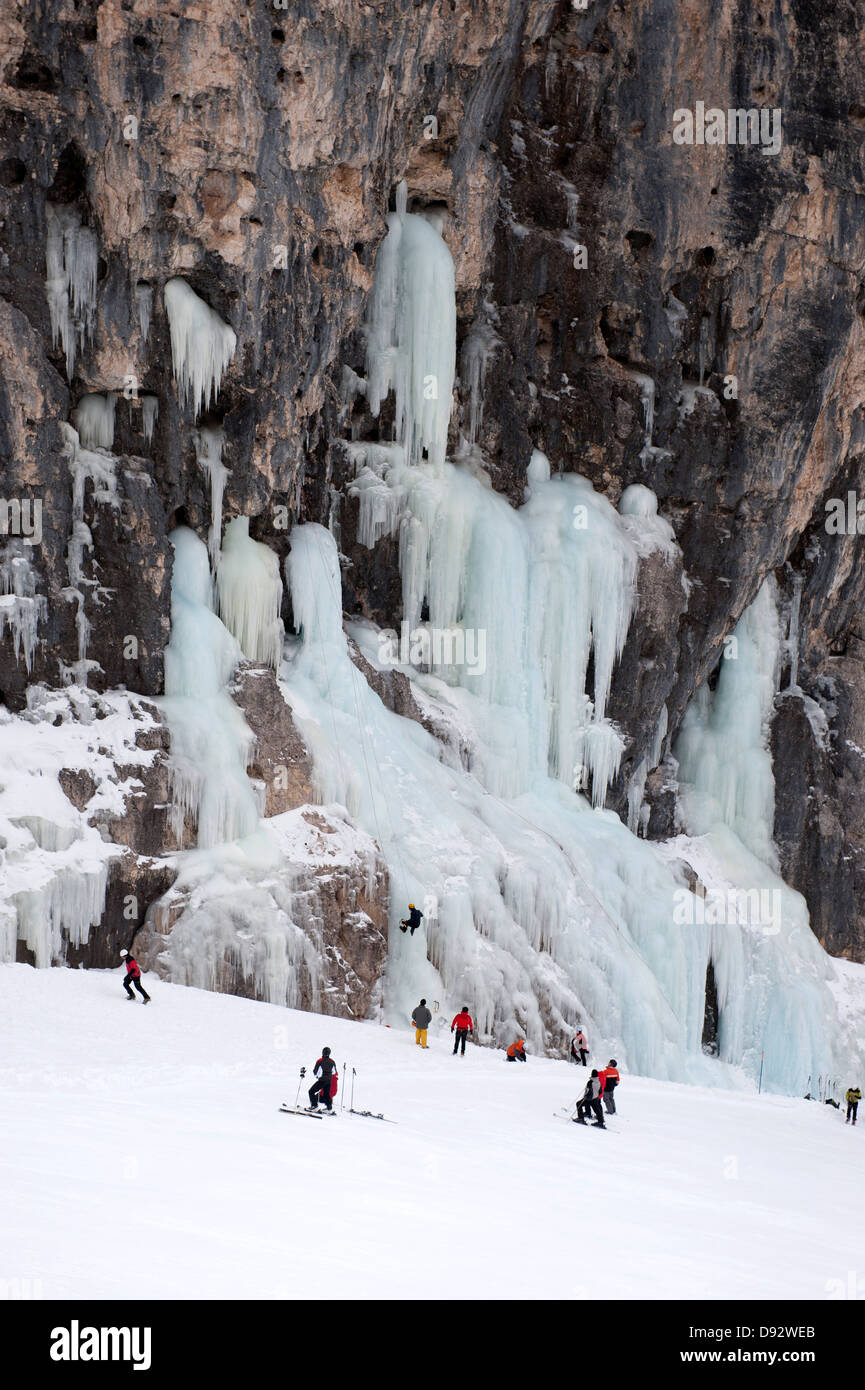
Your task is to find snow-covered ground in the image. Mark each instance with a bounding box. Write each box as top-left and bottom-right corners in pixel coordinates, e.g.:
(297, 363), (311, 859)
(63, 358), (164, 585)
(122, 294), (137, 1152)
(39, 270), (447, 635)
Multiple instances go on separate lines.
(1, 962), (861, 1302)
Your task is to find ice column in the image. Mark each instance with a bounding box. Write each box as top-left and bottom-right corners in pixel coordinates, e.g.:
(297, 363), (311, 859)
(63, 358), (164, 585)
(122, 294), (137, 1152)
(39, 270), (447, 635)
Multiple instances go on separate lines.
(164, 278), (236, 419)
(216, 517), (284, 669)
(45, 204), (99, 379)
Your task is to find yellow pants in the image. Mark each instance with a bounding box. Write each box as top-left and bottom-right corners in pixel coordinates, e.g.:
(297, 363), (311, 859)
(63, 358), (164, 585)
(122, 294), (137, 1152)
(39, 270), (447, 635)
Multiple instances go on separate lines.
(415, 1028), (428, 1048)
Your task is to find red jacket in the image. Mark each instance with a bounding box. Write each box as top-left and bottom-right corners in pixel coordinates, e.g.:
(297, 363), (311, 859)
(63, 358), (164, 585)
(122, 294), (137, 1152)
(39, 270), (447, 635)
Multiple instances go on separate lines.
(600, 1067), (619, 1091)
(452, 1011), (473, 1032)
(507, 1039), (525, 1057)
(125, 957), (141, 979)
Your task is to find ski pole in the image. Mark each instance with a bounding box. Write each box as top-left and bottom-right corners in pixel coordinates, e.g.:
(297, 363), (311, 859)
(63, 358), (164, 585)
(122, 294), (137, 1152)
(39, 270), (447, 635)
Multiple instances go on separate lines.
(758, 1051), (764, 1095)
(294, 1066), (306, 1109)
(351, 1067), (356, 1112)
(341, 1061), (347, 1111)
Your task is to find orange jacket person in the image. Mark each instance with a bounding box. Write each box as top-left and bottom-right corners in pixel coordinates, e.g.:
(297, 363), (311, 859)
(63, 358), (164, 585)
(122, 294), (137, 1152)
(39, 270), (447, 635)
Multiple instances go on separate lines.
(599, 1060), (620, 1114)
(506, 1038), (527, 1063)
(451, 1007), (473, 1056)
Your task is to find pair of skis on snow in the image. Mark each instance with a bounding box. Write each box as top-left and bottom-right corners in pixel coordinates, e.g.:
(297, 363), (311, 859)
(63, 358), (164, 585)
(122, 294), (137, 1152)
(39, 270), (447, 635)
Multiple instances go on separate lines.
(553, 1104), (616, 1130)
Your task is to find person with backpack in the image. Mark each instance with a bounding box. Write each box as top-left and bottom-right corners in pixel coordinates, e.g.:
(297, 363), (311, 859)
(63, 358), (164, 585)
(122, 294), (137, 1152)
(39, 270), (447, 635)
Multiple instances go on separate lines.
(451, 1006), (473, 1056)
(120, 949), (150, 1004)
(400, 903), (423, 935)
(307, 1048), (337, 1112)
(411, 998), (432, 1048)
(846, 1085), (861, 1125)
(571, 1028), (588, 1066)
(506, 1038), (527, 1062)
(600, 1059), (620, 1114)
(574, 1069), (606, 1127)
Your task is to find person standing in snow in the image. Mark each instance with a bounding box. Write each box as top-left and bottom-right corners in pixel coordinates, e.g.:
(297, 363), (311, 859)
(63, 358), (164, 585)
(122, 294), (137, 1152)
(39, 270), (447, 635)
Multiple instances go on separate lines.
(506, 1039), (527, 1062)
(451, 1006), (473, 1056)
(846, 1086), (861, 1125)
(571, 1028), (589, 1066)
(412, 998), (432, 1048)
(400, 903), (424, 935)
(120, 949), (150, 1004)
(574, 1069), (605, 1127)
(307, 1048), (337, 1111)
(599, 1059), (620, 1114)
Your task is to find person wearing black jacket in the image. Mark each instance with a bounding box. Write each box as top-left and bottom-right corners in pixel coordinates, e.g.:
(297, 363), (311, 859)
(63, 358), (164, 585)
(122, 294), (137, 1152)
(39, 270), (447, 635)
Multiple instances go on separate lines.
(307, 1047), (336, 1111)
(400, 903), (423, 935)
(574, 1069), (606, 1127)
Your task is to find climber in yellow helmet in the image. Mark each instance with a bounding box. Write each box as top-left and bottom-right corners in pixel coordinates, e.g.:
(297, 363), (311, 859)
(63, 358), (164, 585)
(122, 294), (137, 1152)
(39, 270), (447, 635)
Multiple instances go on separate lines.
(399, 902), (424, 936)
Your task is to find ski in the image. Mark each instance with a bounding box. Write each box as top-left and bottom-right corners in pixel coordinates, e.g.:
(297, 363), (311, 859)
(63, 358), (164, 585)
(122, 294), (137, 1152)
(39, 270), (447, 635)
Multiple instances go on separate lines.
(279, 1106), (324, 1120)
(348, 1108), (397, 1124)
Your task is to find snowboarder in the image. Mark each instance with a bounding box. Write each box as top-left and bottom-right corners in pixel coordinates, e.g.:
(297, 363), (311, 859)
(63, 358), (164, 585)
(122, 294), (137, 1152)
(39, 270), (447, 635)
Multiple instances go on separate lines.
(400, 903), (424, 935)
(571, 1028), (588, 1066)
(600, 1059), (620, 1114)
(846, 1085), (861, 1125)
(412, 998), (432, 1048)
(307, 1048), (337, 1112)
(120, 949), (150, 1004)
(574, 1069), (605, 1127)
(506, 1038), (527, 1063)
(451, 1006), (473, 1056)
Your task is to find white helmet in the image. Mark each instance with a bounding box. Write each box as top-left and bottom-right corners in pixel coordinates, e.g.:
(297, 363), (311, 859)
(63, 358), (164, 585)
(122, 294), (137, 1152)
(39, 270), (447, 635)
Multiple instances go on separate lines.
(120, 949), (128, 957)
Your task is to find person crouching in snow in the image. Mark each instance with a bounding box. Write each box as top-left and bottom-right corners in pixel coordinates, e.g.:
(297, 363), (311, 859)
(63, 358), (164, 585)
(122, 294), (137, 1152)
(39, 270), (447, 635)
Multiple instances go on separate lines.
(412, 998), (432, 1048)
(308, 1048), (337, 1111)
(451, 1007), (473, 1055)
(599, 1059), (620, 1114)
(574, 1069), (605, 1127)
(120, 949), (150, 1003)
(506, 1038), (527, 1062)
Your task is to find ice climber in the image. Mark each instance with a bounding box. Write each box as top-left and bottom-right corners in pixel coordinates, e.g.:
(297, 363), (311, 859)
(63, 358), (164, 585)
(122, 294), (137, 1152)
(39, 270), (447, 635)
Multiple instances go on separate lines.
(574, 1069), (606, 1127)
(400, 903), (424, 935)
(846, 1085), (861, 1125)
(571, 1028), (589, 1066)
(307, 1048), (337, 1112)
(451, 1006), (474, 1056)
(506, 1038), (527, 1062)
(599, 1059), (620, 1114)
(120, 949), (151, 1003)
(412, 998), (432, 1048)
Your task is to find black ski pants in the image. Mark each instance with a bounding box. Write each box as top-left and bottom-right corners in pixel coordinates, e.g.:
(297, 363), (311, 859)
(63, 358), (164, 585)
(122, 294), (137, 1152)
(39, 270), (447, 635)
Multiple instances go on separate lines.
(847, 1100), (858, 1123)
(124, 975), (150, 1001)
(308, 1077), (333, 1110)
(453, 1029), (469, 1055)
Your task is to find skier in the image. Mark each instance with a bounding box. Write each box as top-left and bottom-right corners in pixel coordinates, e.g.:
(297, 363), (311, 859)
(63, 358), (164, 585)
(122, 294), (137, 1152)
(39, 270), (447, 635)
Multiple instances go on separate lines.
(574, 1069), (605, 1127)
(571, 1028), (588, 1066)
(400, 903), (424, 935)
(120, 949), (150, 1004)
(599, 1059), (620, 1114)
(506, 1038), (527, 1063)
(846, 1085), (861, 1125)
(451, 1006), (474, 1056)
(411, 998), (432, 1048)
(307, 1048), (337, 1112)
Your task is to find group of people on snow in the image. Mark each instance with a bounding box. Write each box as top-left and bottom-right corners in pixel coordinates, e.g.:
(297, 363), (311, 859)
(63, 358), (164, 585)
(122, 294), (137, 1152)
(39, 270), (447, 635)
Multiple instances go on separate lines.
(575, 1062), (619, 1128)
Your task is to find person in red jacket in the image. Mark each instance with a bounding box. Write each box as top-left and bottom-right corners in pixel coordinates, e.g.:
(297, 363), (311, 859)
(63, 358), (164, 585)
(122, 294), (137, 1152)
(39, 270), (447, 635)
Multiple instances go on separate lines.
(120, 949), (150, 1004)
(599, 1059), (620, 1115)
(506, 1038), (527, 1062)
(451, 1007), (473, 1056)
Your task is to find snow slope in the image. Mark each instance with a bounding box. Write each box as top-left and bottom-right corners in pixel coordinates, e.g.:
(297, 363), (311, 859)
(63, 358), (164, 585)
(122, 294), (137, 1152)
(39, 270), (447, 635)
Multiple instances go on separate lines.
(2, 965), (861, 1302)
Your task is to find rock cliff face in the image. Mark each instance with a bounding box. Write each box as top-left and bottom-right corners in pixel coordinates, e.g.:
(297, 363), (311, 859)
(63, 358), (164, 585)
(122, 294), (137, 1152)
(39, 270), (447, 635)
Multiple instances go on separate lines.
(2, 0), (865, 979)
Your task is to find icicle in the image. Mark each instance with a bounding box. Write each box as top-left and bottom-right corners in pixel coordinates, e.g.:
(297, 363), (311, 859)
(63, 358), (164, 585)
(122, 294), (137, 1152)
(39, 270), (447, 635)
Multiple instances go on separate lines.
(61, 423), (118, 685)
(141, 394), (159, 445)
(45, 204), (99, 378)
(160, 526), (259, 848)
(0, 544), (47, 672)
(135, 282), (153, 342)
(72, 392), (116, 450)
(194, 426), (228, 563)
(460, 308), (501, 449)
(163, 278), (236, 420)
(216, 517), (284, 669)
(364, 182), (456, 471)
